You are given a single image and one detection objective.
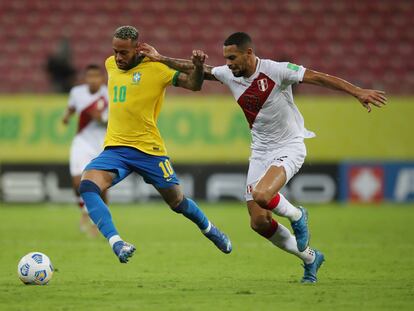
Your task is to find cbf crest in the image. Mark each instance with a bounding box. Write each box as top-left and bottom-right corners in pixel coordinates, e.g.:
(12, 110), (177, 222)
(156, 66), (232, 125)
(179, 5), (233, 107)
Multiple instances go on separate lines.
(132, 72), (142, 84)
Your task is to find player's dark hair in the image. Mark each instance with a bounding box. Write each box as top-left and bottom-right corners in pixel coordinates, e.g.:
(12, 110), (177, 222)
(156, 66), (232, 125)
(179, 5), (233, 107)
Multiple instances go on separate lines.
(224, 32), (253, 50)
(114, 25), (139, 42)
(85, 64), (101, 72)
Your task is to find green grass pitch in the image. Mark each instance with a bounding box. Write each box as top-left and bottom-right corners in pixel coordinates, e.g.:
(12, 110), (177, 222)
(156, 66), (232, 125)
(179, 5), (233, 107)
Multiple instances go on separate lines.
(0, 203), (413, 311)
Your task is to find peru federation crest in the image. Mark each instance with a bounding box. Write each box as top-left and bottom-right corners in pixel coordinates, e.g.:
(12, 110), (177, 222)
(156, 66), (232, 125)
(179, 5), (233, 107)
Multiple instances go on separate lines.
(257, 78), (268, 92)
(132, 72), (142, 84)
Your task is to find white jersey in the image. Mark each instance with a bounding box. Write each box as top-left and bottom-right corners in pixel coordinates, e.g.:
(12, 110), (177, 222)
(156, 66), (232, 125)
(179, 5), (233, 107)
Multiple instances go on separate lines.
(68, 84), (108, 149)
(212, 58), (315, 151)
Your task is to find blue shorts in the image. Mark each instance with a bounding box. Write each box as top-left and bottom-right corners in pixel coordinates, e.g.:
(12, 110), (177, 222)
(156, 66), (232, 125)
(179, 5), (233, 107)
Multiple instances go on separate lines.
(84, 146), (180, 189)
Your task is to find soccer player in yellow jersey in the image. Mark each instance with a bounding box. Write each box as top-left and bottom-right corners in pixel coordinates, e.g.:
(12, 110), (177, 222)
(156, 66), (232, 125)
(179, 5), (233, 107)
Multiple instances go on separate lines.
(79, 26), (232, 263)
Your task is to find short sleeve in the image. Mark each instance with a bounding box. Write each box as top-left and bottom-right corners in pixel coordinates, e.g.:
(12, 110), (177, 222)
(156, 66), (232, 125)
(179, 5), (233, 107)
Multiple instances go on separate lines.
(68, 88), (76, 108)
(101, 85), (109, 101)
(153, 62), (179, 87)
(105, 56), (115, 72)
(276, 62), (306, 86)
(211, 65), (231, 85)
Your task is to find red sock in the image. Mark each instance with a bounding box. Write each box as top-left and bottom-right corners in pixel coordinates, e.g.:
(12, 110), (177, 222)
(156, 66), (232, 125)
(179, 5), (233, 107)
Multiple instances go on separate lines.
(264, 193), (280, 210)
(259, 219), (279, 239)
(78, 198), (85, 209)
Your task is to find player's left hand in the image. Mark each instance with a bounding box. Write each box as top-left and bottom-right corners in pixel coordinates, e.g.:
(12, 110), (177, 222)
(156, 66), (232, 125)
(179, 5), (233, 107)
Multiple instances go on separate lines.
(355, 88), (387, 113)
(191, 50), (207, 67)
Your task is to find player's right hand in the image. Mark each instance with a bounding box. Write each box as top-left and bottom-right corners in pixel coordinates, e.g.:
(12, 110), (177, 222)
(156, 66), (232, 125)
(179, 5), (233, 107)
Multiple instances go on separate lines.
(191, 50), (207, 67)
(138, 43), (161, 62)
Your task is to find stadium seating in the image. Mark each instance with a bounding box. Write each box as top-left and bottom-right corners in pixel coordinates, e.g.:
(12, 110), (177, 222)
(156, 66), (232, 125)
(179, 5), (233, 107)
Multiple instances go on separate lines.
(0, 0), (412, 93)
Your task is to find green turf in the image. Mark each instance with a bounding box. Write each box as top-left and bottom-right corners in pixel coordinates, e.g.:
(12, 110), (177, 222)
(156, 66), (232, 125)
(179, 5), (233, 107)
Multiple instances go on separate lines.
(0, 203), (413, 311)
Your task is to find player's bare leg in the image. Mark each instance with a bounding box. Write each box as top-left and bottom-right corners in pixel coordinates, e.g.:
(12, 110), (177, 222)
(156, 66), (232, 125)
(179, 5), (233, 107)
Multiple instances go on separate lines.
(79, 169), (136, 263)
(71, 175), (89, 232)
(247, 200), (324, 283)
(157, 185), (232, 253)
(252, 165), (309, 251)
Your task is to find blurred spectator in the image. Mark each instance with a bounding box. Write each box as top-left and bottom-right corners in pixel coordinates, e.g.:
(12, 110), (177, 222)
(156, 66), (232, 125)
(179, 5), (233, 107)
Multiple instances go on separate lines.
(46, 38), (76, 93)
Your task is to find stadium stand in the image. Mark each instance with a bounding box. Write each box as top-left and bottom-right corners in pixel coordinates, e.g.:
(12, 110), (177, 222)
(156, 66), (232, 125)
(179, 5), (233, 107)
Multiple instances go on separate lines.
(0, 0), (412, 93)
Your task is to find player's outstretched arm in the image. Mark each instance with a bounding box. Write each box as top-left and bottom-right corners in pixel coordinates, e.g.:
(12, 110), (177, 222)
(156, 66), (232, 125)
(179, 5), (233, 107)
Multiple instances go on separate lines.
(302, 69), (387, 113)
(174, 50), (206, 91)
(62, 107), (75, 125)
(139, 43), (218, 81)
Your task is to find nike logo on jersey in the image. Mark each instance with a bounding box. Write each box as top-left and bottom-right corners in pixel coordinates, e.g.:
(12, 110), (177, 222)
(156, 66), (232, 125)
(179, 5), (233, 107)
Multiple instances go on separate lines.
(275, 156), (288, 162)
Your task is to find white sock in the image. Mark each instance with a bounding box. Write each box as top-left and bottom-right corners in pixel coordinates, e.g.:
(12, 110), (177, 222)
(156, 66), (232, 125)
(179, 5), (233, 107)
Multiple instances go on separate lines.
(108, 235), (122, 248)
(268, 223), (315, 264)
(272, 193), (302, 222)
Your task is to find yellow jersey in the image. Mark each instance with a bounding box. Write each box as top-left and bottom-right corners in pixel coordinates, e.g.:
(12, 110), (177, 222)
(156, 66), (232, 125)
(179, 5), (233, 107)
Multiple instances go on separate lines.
(104, 56), (179, 156)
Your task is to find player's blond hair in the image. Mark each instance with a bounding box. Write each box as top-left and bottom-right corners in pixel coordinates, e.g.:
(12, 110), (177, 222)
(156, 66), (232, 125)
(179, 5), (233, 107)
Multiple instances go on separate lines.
(114, 26), (139, 42)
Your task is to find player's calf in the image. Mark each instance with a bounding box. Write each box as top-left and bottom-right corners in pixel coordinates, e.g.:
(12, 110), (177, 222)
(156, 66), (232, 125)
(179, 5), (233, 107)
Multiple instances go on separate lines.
(250, 213), (277, 238)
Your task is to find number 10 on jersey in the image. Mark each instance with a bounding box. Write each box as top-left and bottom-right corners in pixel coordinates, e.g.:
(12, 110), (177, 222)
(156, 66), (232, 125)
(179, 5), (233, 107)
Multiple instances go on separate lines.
(113, 85), (127, 103)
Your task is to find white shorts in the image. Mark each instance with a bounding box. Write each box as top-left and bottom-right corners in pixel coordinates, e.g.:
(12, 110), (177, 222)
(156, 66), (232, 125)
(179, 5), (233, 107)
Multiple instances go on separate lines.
(245, 141), (307, 201)
(69, 136), (103, 176)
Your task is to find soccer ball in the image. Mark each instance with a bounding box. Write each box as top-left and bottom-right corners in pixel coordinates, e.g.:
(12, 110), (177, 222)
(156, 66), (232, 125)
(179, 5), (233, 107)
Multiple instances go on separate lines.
(17, 252), (54, 285)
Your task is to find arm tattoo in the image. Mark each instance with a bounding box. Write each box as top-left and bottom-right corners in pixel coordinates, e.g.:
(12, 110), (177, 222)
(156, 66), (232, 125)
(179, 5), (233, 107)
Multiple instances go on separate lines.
(160, 56), (194, 73)
(159, 56), (218, 81)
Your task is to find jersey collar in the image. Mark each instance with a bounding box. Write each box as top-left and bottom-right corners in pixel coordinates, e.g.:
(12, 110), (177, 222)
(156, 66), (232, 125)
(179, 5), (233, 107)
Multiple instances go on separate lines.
(243, 57), (261, 81)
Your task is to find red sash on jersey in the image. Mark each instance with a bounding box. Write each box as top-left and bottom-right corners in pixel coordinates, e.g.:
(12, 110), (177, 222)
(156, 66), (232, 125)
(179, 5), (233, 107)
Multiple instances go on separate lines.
(237, 73), (275, 128)
(77, 96), (108, 133)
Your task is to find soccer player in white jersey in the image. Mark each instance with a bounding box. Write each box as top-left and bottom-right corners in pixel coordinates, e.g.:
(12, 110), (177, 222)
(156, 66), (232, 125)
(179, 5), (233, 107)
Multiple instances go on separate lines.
(62, 64), (109, 235)
(139, 32), (387, 283)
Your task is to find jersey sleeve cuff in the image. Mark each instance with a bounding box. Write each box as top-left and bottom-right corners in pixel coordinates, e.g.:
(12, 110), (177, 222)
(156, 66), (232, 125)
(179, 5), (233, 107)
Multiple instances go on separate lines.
(211, 67), (219, 81)
(298, 66), (306, 82)
(172, 71), (180, 87)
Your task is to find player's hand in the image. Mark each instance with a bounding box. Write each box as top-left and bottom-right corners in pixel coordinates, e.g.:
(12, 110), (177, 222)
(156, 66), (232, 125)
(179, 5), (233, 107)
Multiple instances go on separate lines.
(355, 89), (387, 113)
(62, 115), (70, 125)
(191, 50), (207, 67)
(138, 43), (161, 62)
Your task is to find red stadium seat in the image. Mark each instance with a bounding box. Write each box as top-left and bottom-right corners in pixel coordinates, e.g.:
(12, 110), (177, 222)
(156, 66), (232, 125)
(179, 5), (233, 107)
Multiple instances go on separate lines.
(0, 0), (412, 94)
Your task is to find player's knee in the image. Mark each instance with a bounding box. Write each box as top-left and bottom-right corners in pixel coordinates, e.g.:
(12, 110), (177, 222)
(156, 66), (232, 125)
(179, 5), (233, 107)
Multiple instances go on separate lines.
(252, 188), (272, 207)
(81, 170), (113, 191)
(250, 214), (272, 234)
(79, 179), (102, 195)
(168, 194), (185, 210)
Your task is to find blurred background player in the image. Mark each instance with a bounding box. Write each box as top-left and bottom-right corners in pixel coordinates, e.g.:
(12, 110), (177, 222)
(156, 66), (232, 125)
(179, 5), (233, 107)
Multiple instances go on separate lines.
(79, 26), (231, 263)
(140, 32), (387, 283)
(62, 64), (109, 236)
